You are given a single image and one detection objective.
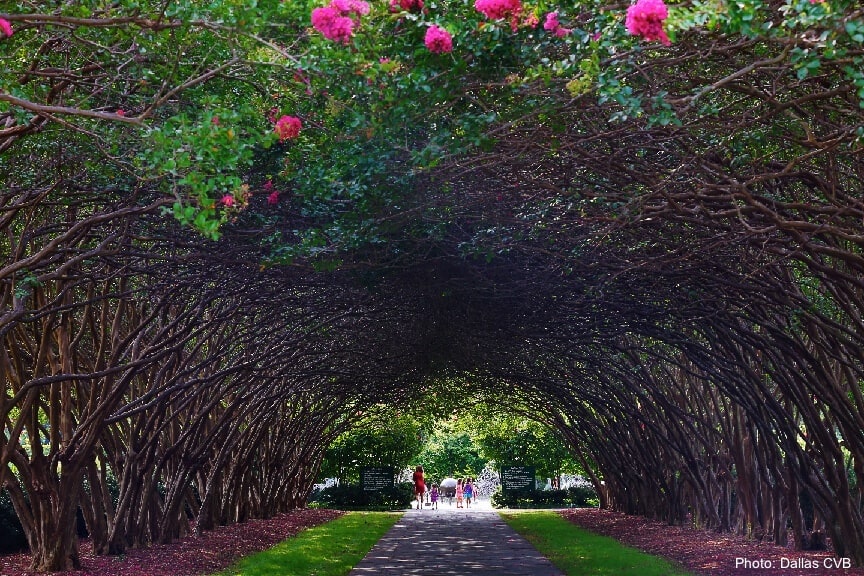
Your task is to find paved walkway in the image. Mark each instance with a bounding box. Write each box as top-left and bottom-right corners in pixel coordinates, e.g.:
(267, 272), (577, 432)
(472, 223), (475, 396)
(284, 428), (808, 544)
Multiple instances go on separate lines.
(348, 499), (565, 575)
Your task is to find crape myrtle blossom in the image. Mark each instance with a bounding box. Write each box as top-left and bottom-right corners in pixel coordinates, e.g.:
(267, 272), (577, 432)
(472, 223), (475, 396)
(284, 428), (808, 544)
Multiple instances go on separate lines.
(389, 0), (424, 12)
(522, 13), (539, 28)
(311, 0), (369, 43)
(425, 25), (453, 53)
(0, 18), (12, 38)
(474, 0), (521, 20)
(263, 178), (280, 205)
(331, 0), (371, 16)
(543, 11), (571, 37)
(274, 115), (302, 141)
(311, 6), (355, 43)
(625, 0), (671, 46)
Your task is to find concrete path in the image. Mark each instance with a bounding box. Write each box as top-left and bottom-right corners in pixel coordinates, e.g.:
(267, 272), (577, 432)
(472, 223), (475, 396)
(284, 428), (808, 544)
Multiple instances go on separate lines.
(348, 499), (565, 575)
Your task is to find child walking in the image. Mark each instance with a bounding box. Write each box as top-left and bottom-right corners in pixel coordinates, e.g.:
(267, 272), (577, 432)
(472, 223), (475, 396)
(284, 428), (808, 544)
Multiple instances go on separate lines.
(464, 478), (474, 508)
(455, 478), (464, 508)
(430, 484), (439, 510)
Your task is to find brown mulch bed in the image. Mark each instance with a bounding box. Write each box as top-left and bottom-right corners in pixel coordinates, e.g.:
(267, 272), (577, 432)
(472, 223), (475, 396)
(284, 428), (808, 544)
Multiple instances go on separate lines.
(562, 508), (864, 576)
(0, 508), (343, 576)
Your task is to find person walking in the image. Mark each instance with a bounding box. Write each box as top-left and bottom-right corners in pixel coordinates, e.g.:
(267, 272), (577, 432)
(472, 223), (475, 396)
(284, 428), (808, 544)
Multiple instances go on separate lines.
(455, 478), (464, 508)
(464, 477), (474, 508)
(429, 483), (439, 510)
(412, 465), (426, 510)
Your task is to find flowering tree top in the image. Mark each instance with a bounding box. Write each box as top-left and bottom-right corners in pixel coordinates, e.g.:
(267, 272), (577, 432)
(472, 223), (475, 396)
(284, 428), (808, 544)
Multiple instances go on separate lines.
(0, 0), (861, 245)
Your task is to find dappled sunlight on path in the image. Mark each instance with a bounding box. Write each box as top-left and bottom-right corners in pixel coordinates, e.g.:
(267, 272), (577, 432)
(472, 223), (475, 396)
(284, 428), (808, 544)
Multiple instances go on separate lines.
(349, 499), (563, 575)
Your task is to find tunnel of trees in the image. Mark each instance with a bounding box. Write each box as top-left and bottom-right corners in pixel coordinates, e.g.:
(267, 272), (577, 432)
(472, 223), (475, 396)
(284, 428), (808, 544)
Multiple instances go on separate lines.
(1, 0), (863, 572)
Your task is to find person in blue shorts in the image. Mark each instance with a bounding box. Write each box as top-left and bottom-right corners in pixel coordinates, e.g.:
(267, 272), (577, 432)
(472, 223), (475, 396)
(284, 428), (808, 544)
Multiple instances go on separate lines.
(464, 478), (474, 508)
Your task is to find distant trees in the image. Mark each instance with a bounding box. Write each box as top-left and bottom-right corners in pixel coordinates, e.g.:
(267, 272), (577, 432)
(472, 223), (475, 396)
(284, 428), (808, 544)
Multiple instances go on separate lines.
(319, 411), (424, 483)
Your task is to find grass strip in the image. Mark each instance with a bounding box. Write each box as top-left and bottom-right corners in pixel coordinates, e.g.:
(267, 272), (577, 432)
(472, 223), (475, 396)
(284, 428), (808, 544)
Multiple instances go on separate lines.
(214, 511), (401, 576)
(500, 510), (692, 576)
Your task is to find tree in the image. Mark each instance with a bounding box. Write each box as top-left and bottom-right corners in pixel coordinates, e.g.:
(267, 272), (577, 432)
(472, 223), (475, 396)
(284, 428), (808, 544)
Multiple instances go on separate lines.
(473, 416), (578, 482)
(414, 420), (487, 482)
(4, 0), (864, 570)
(319, 411), (424, 483)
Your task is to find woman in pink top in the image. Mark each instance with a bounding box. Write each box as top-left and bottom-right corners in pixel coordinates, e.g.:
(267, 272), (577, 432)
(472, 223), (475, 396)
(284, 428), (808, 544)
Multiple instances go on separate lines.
(455, 478), (464, 508)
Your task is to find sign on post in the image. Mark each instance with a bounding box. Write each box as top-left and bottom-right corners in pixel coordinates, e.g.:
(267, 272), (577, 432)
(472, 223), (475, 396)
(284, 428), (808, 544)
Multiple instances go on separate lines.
(501, 466), (536, 493)
(360, 467), (394, 491)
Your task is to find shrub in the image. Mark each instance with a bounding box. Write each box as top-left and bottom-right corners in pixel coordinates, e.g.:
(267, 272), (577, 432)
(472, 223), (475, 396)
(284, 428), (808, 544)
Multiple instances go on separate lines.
(309, 481), (414, 510)
(490, 485), (597, 509)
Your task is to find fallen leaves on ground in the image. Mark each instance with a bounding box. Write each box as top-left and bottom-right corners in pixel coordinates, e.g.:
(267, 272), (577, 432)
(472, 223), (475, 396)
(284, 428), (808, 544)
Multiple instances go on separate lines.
(562, 508), (864, 576)
(0, 509), (342, 576)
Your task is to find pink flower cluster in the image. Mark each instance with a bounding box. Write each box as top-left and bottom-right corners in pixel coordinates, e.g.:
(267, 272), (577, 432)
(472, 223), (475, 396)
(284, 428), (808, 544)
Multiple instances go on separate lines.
(625, 0), (670, 46)
(274, 115), (302, 141)
(311, 0), (370, 43)
(474, 0), (521, 20)
(331, 0), (370, 15)
(389, 0), (424, 12)
(424, 25), (453, 53)
(263, 180), (280, 205)
(543, 11), (571, 37)
(0, 18), (12, 38)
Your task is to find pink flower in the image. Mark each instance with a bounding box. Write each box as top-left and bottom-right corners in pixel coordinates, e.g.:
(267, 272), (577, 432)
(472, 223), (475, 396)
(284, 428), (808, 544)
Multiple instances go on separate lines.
(625, 0), (670, 46)
(522, 13), (539, 28)
(543, 11), (571, 37)
(263, 179), (274, 192)
(311, 0), (369, 42)
(389, 0), (423, 12)
(116, 109), (125, 117)
(221, 194), (235, 207)
(274, 115), (302, 141)
(0, 18), (12, 38)
(311, 5), (355, 43)
(808, 0), (824, 3)
(474, 0), (521, 20)
(267, 191), (280, 205)
(425, 25), (453, 54)
(331, 0), (370, 16)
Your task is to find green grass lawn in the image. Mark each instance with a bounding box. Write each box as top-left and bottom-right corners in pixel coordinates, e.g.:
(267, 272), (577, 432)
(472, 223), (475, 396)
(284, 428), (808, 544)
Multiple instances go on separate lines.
(213, 511), (401, 576)
(500, 510), (692, 576)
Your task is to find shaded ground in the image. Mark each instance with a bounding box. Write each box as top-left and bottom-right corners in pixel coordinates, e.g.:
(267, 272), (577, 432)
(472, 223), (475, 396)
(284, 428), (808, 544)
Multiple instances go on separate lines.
(349, 501), (564, 576)
(0, 509), (342, 576)
(562, 509), (864, 576)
